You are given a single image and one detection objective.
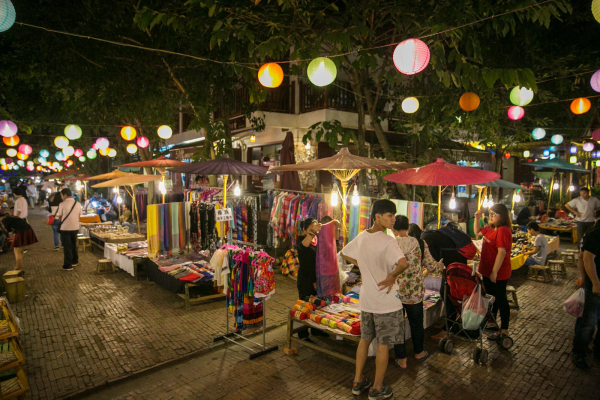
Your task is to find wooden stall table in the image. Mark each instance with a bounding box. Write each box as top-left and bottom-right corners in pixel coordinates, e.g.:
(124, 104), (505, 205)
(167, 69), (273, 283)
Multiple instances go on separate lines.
(79, 214), (101, 224)
(103, 243), (148, 279)
(539, 224), (577, 244)
(511, 235), (559, 271)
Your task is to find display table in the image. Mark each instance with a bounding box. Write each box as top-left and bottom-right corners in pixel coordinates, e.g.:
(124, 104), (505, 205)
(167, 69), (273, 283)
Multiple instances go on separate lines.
(80, 214), (101, 223)
(79, 221), (112, 237)
(89, 231), (146, 251)
(103, 243), (147, 278)
(539, 223), (577, 244)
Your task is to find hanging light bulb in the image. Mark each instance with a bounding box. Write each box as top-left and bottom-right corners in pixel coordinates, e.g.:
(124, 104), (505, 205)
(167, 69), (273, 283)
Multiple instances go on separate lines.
(482, 196), (489, 208)
(75, 181), (82, 190)
(113, 187), (119, 193)
(569, 185), (575, 192)
(553, 182), (559, 190)
(351, 186), (360, 206)
(513, 190), (522, 203)
(449, 192), (457, 210)
(234, 182), (241, 196)
(305, 142), (311, 150)
(330, 184), (339, 207)
(158, 180), (167, 195)
(117, 196), (123, 204)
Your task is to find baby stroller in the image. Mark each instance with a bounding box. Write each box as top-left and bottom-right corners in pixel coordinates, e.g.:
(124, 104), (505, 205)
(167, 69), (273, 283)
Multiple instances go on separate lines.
(438, 263), (514, 365)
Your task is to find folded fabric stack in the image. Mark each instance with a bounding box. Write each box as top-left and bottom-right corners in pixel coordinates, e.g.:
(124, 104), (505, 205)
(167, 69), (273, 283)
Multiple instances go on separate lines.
(159, 260), (215, 284)
(291, 297), (361, 336)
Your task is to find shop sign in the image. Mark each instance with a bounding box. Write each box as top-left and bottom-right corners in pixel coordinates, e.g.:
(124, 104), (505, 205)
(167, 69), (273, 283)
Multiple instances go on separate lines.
(216, 208), (233, 222)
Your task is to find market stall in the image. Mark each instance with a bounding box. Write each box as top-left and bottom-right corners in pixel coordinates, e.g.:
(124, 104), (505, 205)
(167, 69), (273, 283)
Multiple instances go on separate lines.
(103, 241), (148, 278)
(524, 159), (591, 207)
(539, 220), (577, 244)
(88, 225), (146, 251)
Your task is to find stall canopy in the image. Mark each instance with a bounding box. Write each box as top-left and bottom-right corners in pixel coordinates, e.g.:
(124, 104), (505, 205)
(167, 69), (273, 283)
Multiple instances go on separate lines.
(384, 158), (500, 227)
(279, 132), (301, 191)
(268, 147), (414, 241)
(87, 170), (134, 181)
(524, 159), (591, 205)
(119, 156), (188, 203)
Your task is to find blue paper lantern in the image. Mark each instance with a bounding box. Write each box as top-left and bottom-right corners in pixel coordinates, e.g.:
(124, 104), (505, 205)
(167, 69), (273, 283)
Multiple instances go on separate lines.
(39, 149), (49, 158)
(542, 150), (550, 157)
(0, 0), (16, 32)
(549, 153), (556, 159)
(531, 128), (546, 140)
(550, 134), (564, 145)
(55, 151), (65, 161)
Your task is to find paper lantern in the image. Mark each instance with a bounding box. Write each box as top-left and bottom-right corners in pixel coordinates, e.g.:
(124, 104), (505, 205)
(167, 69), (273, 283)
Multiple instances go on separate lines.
(16, 160), (23, 166)
(531, 128), (546, 140)
(38, 157), (46, 164)
(79, 156), (86, 162)
(39, 149), (49, 158)
(157, 125), (173, 140)
(594, 0), (600, 23)
(459, 92), (480, 112)
(523, 150), (530, 158)
(136, 136), (149, 148)
(87, 149), (97, 159)
(63, 146), (74, 157)
(307, 57), (337, 87)
(92, 143), (98, 150)
(0, 0), (16, 32)
(55, 151), (65, 161)
(73, 149), (83, 157)
(54, 136), (69, 149)
(126, 144), (138, 154)
(12, 165), (18, 170)
(507, 106), (525, 120)
(120, 126), (137, 141)
(96, 137), (109, 150)
(543, 150), (550, 157)
(64, 124), (82, 140)
(108, 148), (117, 158)
(17, 144), (32, 155)
(36, 166), (42, 171)
(99, 148), (109, 156)
(591, 70), (600, 93)
(6, 148), (16, 157)
(0, 120), (17, 137)
(570, 156), (577, 164)
(0, 158), (4, 165)
(17, 153), (28, 161)
(509, 87), (534, 106)
(401, 97), (419, 113)
(393, 38), (430, 75)
(550, 134), (564, 145)
(65, 159), (74, 167)
(571, 98), (591, 114)
(257, 63), (284, 88)
(504, 153), (511, 159)
(591, 129), (600, 142)
(583, 141), (595, 152)
(26, 165), (34, 172)
(3, 135), (18, 146)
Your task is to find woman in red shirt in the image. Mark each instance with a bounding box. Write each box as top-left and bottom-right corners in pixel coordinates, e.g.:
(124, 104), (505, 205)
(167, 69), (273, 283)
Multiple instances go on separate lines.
(474, 203), (513, 340)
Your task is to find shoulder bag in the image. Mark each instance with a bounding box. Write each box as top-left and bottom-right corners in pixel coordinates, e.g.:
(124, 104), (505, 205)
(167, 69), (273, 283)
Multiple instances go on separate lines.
(58, 201), (77, 233)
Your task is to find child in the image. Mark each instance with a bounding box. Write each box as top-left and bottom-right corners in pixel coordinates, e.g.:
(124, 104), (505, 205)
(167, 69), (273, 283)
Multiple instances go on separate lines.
(340, 199), (408, 400)
(523, 221), (548, 267)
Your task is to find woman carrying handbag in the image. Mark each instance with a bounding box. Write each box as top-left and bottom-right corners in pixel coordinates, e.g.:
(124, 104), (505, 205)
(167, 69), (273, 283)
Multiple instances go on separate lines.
(47, 191), (63, 251)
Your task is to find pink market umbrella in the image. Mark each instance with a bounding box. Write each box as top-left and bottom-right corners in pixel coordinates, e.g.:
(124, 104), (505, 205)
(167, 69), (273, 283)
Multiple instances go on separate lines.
(119, 156), (189, 203)
(384, 158), (500, 227)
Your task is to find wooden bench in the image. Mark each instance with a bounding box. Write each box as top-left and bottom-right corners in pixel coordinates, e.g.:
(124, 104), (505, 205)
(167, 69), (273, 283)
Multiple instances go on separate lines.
(528, 265), (553, 282)
(506, 285), (519, 309)
(548, 259), (567, 277)
(77, 237), (92, 252)
(96, 259), (115, 274)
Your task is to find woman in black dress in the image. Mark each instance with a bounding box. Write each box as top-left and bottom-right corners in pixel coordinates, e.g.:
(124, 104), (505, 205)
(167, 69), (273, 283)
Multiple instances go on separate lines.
(1, 211), (38, 271)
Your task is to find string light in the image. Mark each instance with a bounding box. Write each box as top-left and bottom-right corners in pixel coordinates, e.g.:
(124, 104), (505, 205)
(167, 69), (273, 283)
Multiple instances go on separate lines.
(352, 186), (360, 206)
(553, 182), (559, 190)
(449, 192), (457, 210)
(513, 190), (522, 203)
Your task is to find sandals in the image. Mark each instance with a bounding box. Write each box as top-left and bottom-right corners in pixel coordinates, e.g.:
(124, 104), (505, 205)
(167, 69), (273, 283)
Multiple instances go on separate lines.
(416, 351), (430, 362)
(394, 358), (407, 370)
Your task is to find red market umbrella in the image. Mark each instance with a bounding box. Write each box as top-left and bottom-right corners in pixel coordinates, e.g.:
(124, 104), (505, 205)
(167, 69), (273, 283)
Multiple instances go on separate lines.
(384, 158), (500, 227)
(279, 132), (301, 191)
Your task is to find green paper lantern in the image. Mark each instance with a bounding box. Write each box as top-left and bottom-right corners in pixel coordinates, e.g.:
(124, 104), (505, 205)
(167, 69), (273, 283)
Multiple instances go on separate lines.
(509, 87), (534, 106)
(86, 149), (97, 159)
(307, 57), (337, 87)
(64, 124), (82, 140)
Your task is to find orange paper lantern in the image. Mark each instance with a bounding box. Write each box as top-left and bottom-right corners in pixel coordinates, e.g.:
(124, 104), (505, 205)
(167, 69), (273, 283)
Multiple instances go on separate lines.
(258, 63), (284, 88)
(459, 93), (480, 112)
(120, 126), (137, 141)
(99, 148), (109, 156)
(17, 153), (28, 161)
(570, 98), (591, 115)
(3, 135), (19, 146)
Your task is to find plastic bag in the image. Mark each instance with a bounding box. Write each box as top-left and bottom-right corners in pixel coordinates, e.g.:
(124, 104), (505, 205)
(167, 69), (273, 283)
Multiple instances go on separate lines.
(462, 284), (490, 331)
(563, 288), (585, 318)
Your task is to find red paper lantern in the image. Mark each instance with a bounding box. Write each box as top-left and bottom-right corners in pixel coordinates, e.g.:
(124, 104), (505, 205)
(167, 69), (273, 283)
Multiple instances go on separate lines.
(74, 149), (83, 157)
(393, 38), (430, 75)
(592, 129), (600, 142)
(507, 106), (525, 121)
(136, 136), (150, 149)
(504, 153), (511, 159)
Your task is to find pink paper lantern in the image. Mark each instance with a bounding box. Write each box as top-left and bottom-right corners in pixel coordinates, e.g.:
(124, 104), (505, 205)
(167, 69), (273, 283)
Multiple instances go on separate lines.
(96, 137), (109, 150)
(393, 38), (430, 75)
(0, 120), (17, 138)
(136, 136), (150, 149)
(17, 144), (32, 155)
(583, 142), (595, 152)
(507, 106), (525, 121)
(591, 70), (600, 93)
(92, 143), (98, 150)
(26, 165), (34, 172)
(592, 129), (600, 142)
(74, 148), (83, 157)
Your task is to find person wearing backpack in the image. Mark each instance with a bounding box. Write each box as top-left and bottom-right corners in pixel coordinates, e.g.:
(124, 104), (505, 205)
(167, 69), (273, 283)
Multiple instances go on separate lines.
(391, 216), (443, 369)
(474, 203), (513, 341)
(55, 188), (82, 271)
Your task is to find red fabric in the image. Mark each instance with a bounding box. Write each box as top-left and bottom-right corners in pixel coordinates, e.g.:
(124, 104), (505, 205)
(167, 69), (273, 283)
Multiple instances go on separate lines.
(384, 158), (500, 186)
(11, 228), (38, 248)
(478, 226), (512, 280)
(179, 272), (201, 282)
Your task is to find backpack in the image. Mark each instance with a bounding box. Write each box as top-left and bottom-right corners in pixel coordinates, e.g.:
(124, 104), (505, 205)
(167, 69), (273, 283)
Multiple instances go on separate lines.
(425, 226), (478, 260)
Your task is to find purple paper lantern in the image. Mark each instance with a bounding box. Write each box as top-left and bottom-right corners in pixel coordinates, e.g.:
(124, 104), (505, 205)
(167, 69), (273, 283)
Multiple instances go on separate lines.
(583, 141), (595, 152)
(591, 70), (600, 93)
(592, 129), (600, 142)
(0, 120), (17, 137)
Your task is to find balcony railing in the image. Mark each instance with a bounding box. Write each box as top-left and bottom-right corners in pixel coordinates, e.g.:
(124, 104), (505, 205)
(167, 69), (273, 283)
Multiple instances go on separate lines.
(299, 80), (357, 113)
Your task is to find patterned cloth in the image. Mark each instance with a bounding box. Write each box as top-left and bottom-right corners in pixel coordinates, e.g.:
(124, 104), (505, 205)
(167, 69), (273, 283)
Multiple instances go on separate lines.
(281, 249), (299, 277)
(394, 236), (442, 304)
(316, 222), (341, 297)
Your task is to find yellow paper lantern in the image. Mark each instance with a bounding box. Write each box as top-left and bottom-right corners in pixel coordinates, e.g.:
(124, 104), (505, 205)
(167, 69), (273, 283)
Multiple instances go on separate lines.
(64, 124), (82, 140)
(3, 135), (19, 147)
(401, 97), (419, 113)
(157, 125), (173, 140)
(258, 63), (284, 88)
(570, 98), (591, 115)
(99, 148), (109, 156)
(17, 153), (28, 161)
(459, 92), (480, 112)
(523, 150), (530, 158)
(126, 144), (138, 154)
(54, 136), (69, 149)
(570, 156), (577, 164)
(108, 148), (117, 158)
(120, 126), (137, 141)
(6, 148), (16, 157)
(307, 57), (337, 87)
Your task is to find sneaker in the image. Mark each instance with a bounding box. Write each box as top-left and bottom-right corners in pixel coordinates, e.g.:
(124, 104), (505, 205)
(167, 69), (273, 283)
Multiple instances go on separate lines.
(62, 266), (73, 271)
(572, 354), (590, 370)
(351, 377), (372, 396)
(368, 385), (392, 399)
(53, 247), (59, 251)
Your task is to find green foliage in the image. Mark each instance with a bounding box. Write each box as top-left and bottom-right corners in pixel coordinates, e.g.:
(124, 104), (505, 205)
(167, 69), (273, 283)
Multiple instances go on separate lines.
(303, 120), (357, 149)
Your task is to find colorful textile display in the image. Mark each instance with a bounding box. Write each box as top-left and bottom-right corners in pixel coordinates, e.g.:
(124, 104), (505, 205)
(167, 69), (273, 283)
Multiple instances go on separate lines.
(408, 201), (424, 227)
(316, 221), (341, 297)
(147, 202), (189, 256)
(281, 249), (299, 277)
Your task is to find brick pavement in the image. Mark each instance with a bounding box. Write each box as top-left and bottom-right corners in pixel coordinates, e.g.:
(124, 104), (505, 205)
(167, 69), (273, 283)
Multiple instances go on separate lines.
(4, 209), (298, 399)
(81, 234), (600, 399)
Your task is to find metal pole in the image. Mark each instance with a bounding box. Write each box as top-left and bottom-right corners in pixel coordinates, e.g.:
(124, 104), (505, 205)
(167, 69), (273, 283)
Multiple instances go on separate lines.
(559, 172), (564, 204)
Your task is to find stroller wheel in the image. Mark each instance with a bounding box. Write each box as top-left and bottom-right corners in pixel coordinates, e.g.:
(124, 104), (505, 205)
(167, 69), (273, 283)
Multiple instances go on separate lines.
(438, 338), (447, 352)
(479, 349), (489, 365)
(444, 340), (454, 355)
(500, 336), (513, 350)
(472, 348), (481, 362)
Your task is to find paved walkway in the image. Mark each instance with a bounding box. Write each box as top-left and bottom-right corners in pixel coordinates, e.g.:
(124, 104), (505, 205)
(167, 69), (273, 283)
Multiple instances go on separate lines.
(6, 209), (297, 399)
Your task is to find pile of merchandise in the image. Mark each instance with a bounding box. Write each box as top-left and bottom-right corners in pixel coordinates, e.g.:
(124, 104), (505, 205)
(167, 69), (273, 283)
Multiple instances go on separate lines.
(116, 241), (148, 258)
(91, 225), (145, 242)
(290, 294), (361, 336)
(154, 253), (216, 284)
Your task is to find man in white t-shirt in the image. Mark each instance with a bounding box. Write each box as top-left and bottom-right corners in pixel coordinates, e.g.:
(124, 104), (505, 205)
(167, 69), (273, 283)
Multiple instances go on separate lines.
(566, 187), (600, 242)
(25, 182), (37, 209)
(341, 199), (408, 400)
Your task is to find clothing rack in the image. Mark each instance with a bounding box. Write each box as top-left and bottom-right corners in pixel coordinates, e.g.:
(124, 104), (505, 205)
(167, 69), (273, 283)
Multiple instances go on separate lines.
(213, 240), (278, 360)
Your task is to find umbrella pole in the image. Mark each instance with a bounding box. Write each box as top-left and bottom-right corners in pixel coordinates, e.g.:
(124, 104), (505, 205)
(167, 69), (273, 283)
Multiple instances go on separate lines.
(126, 185), (140, 234)
(437, 186), (442, 229)
(559, 172), (564, 204)
(477, 187), (483, 211)
(222, 175), (228, 245)
(511, 190), (516, 212)
(341, 179), (348, 244)
(548, 173), (555, 208)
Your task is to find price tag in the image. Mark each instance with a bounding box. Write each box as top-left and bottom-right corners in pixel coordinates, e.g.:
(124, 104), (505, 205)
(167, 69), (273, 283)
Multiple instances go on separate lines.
(215, 208), (234, 222)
